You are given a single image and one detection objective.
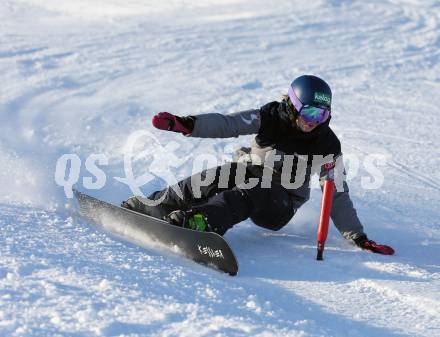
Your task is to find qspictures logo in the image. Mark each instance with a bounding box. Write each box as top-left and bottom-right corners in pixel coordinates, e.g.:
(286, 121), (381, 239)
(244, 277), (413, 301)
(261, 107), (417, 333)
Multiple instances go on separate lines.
(55, 129), (388, 203)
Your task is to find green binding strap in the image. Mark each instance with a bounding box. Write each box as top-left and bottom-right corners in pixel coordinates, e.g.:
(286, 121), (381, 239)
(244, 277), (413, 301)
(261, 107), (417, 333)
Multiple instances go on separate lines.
(188, 213), (207, 231)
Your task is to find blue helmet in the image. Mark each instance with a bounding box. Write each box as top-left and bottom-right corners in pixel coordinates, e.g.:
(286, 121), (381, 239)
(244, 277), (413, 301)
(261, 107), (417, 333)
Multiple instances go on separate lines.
(290, 75), (332, 109)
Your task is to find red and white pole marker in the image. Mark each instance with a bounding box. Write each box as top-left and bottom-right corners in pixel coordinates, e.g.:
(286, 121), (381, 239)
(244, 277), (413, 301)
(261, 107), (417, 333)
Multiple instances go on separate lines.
(316, 162), (335, 260)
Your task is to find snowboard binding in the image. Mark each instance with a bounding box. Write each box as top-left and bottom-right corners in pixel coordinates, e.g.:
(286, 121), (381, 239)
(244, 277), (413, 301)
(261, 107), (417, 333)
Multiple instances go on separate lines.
(165, 210), (211, 232)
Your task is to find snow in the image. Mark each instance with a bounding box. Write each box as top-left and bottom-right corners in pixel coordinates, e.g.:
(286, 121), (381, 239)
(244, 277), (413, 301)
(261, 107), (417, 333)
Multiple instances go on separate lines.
(0, 0), (439, 336)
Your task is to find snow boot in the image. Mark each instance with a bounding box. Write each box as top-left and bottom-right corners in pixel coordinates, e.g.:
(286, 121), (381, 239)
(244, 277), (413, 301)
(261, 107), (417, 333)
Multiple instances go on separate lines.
(121, 201), (134, 210)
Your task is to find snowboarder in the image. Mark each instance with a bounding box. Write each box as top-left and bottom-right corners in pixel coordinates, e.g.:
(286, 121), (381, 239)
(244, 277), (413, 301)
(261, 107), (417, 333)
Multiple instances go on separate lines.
(122, 75), (394, 255)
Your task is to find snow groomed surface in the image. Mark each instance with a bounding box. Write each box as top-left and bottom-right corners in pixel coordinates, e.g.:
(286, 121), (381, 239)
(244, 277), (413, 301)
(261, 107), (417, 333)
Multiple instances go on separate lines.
(0, 1), (439, 336)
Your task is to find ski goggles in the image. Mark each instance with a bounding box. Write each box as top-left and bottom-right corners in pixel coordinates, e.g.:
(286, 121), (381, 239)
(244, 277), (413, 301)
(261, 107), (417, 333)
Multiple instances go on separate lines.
(288, 86), (330, 124)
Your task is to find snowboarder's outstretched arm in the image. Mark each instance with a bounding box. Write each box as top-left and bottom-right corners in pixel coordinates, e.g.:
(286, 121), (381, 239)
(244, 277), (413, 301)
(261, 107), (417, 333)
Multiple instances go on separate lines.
(320, 161), (395, 255)
(152, 110), (261, 138)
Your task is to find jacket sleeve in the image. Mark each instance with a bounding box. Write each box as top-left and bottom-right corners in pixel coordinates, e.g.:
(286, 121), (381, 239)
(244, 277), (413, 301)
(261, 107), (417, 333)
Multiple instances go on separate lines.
(320, 156), (365, 241)
(190, 109), (261, 138)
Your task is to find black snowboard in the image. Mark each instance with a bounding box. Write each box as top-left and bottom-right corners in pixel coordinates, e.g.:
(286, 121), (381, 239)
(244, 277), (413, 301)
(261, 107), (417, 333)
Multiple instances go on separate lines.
(73, 190), (238, 275)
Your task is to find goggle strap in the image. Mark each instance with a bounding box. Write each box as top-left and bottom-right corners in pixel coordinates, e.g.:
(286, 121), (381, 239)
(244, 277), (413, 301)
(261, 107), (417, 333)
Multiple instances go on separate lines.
(288, 86), (304, 112)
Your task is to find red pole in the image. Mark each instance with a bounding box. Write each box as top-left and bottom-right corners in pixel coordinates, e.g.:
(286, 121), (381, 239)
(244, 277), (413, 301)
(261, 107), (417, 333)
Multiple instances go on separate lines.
(316, 164), (335, 260)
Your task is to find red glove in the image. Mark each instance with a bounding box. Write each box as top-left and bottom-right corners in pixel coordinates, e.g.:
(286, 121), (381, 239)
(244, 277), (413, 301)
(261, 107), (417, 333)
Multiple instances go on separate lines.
(152, 112), (194, 135)
(354, 235), (395, 255)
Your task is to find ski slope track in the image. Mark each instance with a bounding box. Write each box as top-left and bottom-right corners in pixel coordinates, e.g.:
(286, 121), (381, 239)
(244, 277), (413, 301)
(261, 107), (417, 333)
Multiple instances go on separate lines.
(0, 0), (439, 336)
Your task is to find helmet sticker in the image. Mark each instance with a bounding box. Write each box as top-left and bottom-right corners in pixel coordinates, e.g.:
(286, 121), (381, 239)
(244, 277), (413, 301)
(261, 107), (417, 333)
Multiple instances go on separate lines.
(314, 92), (331, 105)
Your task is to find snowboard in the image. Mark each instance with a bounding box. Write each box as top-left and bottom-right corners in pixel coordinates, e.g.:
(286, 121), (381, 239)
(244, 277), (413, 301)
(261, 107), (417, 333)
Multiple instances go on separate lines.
(73, 190), (238, 275)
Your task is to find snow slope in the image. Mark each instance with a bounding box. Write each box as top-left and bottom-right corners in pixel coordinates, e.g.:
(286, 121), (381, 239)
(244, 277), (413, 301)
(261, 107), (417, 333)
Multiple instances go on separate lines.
(1, 0), (439, 336)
